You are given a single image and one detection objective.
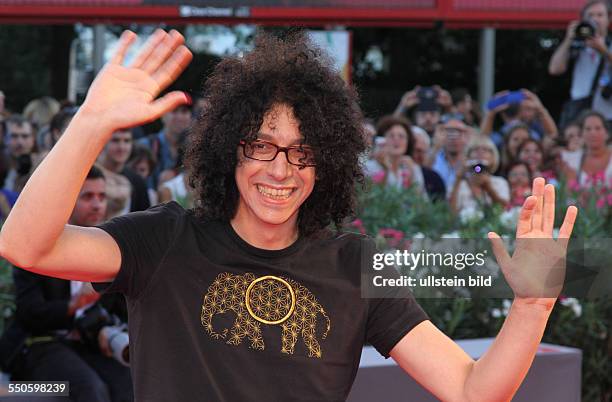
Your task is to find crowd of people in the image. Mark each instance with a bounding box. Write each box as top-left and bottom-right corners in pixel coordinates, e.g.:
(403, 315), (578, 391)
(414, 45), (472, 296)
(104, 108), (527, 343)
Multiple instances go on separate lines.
(0, 1), (608, 401)
(363, 84), (610, 216)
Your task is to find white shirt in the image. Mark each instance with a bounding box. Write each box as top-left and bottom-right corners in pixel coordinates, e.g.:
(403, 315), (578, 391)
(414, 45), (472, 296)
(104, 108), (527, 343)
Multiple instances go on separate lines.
(571, 44), (612, 119)
(455, 176), (510, 211)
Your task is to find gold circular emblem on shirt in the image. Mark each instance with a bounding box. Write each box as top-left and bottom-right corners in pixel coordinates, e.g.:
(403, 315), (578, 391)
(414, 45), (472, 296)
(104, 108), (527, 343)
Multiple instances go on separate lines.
(245, 275), (296, 325)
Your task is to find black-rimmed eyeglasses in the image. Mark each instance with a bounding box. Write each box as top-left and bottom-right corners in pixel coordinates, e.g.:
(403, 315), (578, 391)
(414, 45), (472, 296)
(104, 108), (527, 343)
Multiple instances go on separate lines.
(239, 140), (317, 168)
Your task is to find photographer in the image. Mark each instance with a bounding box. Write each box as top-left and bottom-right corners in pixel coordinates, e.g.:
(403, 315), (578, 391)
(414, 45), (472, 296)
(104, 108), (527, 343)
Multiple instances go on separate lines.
(426, 114), (473, 191)
(393, 85), (453, 135)
(3, 166), (132, 402)
(4, 115), (37, 193)
(549, 0), (612, 126)
(449, 135), (510, 215)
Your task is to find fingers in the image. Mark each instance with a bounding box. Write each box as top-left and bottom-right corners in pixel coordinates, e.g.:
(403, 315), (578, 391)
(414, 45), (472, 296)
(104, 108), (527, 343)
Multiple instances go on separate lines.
(110, 30), (136, 65)
(542, 183), (555, 235)
(129, 29), (166, 68)
(141, 30), (184, 75)
(557, 205), (578, 249)
(531, 177), (545, 231)
(148, 91), (192, 121)
(487, 232), (511, 268)
(152, 45), (193, 91)
(517, 195), (537, 236)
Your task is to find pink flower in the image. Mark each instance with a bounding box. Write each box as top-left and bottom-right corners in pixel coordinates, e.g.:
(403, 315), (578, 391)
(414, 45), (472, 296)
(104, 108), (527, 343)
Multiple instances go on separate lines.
(379, 228), (404, 248)
(371, 171), (386, 184)
(607, 194), (612, 206)
(568, 179), (581, 192)
(596, 197), (605, 209)
(593, 171), (605, 186)
(400, 169), (412, 189)
(351, 219), (366, 234)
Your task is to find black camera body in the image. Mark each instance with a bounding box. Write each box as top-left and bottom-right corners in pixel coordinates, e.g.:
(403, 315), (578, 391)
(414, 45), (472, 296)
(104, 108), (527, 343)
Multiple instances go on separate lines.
(417, 86), (439, 111)
(465, 159), (489, 176)
(75, 303), (130, 366)
(575, 19), (597, 41)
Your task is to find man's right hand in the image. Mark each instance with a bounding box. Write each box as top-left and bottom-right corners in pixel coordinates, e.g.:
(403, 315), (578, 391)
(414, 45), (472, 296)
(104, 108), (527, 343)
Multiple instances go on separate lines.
(80, 29), (193, 135)
(565, 20), (580, 42)
(398, 86), (420, 111)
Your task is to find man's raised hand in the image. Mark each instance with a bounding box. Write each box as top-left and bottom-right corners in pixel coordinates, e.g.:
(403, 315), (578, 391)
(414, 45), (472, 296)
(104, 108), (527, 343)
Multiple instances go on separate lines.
(80, 29), (193, 133)
(487, 178), (579, 308)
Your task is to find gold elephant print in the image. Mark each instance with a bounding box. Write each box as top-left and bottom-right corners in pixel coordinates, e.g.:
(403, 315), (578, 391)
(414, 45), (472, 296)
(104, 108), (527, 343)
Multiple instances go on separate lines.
(200, 272), (331, 358)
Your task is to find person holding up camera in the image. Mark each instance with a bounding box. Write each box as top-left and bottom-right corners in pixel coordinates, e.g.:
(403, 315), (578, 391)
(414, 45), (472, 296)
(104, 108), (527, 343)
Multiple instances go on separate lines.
(2, 166), (133, 402)
(448, 135), (510, 215)
(549, 0), (612, 126)
(394, 85), (453, 136)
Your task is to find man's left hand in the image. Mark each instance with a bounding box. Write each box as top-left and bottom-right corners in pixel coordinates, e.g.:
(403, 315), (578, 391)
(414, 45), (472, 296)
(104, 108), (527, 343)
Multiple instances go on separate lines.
(487, 178), (578, 310)
(586, 35), (608, 55)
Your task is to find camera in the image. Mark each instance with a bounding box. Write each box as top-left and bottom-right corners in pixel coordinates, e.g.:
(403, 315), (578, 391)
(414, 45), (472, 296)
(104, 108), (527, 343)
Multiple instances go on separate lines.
(75, 304), (130, 367)
(465, 159), (489, 175)
(417, 87), (439, 110)
(574, 20), (597, 41)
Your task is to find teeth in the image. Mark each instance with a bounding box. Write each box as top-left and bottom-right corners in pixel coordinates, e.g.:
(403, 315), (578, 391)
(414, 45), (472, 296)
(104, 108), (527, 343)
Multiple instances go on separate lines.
(257, 185), (294, 200)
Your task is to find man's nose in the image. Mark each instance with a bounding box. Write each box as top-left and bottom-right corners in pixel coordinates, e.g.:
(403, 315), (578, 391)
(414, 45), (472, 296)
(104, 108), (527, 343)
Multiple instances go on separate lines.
(266, 151), (292, 180)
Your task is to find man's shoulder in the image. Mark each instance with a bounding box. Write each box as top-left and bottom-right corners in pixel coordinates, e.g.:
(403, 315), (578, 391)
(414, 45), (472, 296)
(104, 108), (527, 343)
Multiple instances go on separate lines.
(307, 228), (374, 254)
(101, 201), (191, 232)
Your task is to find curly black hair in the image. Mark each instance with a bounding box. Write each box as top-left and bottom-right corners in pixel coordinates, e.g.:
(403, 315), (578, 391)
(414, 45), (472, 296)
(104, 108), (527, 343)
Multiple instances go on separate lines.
(184, 30), (366, 237)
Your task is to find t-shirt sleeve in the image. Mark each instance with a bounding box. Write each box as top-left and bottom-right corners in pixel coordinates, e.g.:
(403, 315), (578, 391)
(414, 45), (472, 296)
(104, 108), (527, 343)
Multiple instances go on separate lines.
(363, 238), (429, 359)
(91, 201), (184, 299)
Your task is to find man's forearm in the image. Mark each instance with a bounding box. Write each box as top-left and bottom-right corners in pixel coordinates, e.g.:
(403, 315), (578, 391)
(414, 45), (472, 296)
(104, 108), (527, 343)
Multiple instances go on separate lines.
(549, 39), (571, 75)
(0, 110), (113, 266)
(463, 300), (553, 402)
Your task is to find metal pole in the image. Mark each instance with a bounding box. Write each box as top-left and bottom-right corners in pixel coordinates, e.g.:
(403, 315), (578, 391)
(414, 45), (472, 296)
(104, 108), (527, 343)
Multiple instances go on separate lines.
(478, 27), (496, 110)
(93, 24), (106, 74)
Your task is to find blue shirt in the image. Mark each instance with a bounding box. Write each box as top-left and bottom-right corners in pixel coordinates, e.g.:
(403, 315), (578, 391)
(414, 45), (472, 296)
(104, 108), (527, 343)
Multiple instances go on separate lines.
(431, 150), (456, 191)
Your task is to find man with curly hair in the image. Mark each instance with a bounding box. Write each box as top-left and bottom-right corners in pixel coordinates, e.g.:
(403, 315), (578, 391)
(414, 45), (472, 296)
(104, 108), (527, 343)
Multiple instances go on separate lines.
(1, 29), (577, 402)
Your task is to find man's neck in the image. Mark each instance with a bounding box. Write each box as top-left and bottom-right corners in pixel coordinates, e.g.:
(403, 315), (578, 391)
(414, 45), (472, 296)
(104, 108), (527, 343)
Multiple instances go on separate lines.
(101, 156), (125, 174)
(163, 129), (180, 147)
(230, 209), (299, 250)
(445, 149), (460, 164)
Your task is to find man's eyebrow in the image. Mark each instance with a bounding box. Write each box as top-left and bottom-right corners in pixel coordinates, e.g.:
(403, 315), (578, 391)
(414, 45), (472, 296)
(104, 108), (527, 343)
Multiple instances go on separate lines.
(256, 132), (306, 146)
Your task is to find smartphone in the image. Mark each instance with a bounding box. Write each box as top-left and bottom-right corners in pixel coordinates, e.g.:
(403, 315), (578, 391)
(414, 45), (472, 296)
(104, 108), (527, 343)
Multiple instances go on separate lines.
(486, 91), (525, 111)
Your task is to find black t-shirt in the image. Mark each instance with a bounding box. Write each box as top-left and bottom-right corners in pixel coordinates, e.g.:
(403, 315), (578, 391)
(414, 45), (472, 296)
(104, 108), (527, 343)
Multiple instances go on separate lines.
(93, 202), (428, 402)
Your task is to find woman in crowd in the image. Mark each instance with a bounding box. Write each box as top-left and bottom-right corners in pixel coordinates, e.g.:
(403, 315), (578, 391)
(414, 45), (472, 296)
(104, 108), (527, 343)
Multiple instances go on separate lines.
(506, 161), (532, 208)
(572, 110), (612, 187)
(500, 123), (530, 173)
(559, 122), (583, 173)
(363, 115), (424, 193)
(363, 115), (446, 200)
(449, 134), (510, 214)
(127, 144), (158, 205)
(517, 139), (558, 185)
